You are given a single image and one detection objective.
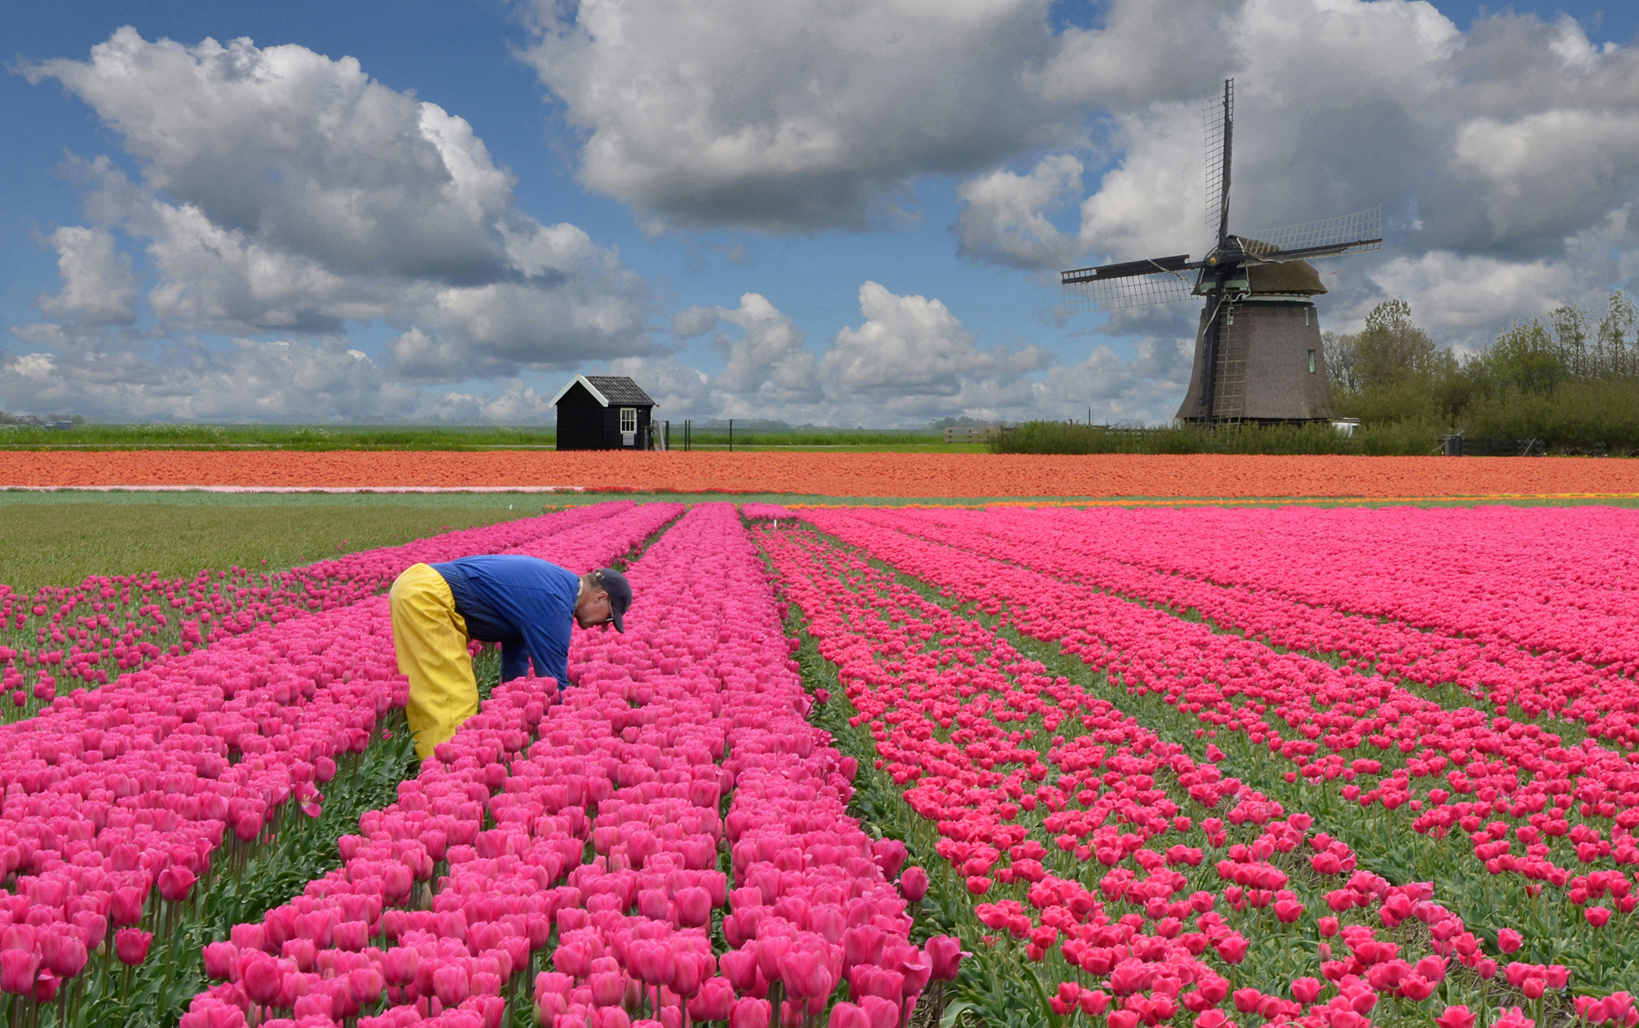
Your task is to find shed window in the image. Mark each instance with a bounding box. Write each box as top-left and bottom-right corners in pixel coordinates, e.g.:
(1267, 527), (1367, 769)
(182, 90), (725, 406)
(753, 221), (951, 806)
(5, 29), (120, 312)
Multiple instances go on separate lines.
(620, 408), (637, 433)
(1307, 349), (1316, 374)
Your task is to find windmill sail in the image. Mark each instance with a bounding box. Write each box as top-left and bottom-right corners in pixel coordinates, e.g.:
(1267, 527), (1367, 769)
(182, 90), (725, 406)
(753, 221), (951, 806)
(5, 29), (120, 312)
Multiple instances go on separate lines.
(1062, 254), (1199, 312)
(1203, 79), (1234, 241)
(1239, 206), (1383, 262)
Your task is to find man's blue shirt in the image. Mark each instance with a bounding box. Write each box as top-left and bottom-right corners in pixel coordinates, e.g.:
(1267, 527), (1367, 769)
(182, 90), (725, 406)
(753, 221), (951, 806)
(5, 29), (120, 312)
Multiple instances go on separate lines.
(428, 555), (578, 685)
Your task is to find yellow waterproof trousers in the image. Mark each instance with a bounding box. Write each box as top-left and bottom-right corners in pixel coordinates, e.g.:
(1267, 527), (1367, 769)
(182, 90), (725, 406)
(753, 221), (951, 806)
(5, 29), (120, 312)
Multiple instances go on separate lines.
(389, 563), (477, 759)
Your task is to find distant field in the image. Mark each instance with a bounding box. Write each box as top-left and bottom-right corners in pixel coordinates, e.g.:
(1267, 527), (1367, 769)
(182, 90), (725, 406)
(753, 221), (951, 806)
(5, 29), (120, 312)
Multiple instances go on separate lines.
(0, 424), (555, 450)
(0, 500), (530, 593)
(0, 423), (979, 451)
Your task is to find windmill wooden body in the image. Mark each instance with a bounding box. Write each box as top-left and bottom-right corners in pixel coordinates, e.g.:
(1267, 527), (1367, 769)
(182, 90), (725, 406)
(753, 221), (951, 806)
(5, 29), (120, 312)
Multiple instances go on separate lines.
(1062, 80), (1382, 423)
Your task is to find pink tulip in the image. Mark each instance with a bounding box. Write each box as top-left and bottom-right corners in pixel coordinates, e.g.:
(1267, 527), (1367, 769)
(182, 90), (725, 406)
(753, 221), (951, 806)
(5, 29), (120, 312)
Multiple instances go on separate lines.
(158, 865), (197, 903)
(755, 936), (791, 985)
(671, 951), (712, 998)
(115, 928), (152, 967)
(590, 972), (624, 1007)
(348, 966), (385, 1006)
(201, 942), (237, 980)
(49, 936), (87, 980)
(777, 945), (833, 1000)
(241, 954), (282, 1005)
(433, 963), (469, 1007)
(721, 948), (759, 992)
(0, 950), (38, 996)
(631, 939), (677, 987)
(731, 998), (772, 1028)
(689, 977), (736, 1022)
(859, 995), (899, 1028)
(1436, 1007), (1476, 1028)
(898, 866), (929, 903)
(673, 886), (712, 928)
(828, 1003), (870, 1028)
(110, 886), (146, 926)
(384, 946), (419, 986)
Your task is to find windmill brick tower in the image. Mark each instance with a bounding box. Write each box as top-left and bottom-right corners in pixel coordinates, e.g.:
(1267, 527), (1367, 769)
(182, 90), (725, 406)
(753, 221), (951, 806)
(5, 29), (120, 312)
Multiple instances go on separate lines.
(1062, 80), (1382, 423)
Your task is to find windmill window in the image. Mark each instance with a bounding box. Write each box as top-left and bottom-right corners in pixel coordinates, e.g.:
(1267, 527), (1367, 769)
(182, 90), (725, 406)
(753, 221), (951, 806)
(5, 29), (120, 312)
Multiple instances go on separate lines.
(620, 408), (637, 433)
(1307, 349), (1316, 374)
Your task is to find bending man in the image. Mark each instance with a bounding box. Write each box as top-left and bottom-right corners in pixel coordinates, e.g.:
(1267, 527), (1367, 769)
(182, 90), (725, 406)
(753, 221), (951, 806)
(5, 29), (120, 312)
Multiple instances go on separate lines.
(388, 555), (632, 758)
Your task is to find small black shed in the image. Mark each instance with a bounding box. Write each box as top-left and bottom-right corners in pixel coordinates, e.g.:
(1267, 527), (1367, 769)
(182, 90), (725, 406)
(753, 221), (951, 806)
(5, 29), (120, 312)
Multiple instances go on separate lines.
(551, 375), (657, 450)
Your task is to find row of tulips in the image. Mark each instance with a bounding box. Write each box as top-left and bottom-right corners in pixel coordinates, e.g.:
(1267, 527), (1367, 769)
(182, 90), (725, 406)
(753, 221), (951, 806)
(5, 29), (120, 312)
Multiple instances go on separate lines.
(815, 506), (1639, 888)
(991, 506), (1639, 672)
(793, 508), (1639, 996)
(0, 504), (626, 702)
(0, 502), (681, 1026)
(183, 503), (960, 1028)
(851, 506), (1639, 749)
(753, 520), (1569, 1028)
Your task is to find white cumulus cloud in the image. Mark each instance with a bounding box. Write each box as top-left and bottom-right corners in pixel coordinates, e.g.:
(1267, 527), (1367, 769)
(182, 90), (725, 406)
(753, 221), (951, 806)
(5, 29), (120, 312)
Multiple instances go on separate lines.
(14, 27), (656, 419)
(33, 227), (139, 326)
(520, 0), (1067, 232)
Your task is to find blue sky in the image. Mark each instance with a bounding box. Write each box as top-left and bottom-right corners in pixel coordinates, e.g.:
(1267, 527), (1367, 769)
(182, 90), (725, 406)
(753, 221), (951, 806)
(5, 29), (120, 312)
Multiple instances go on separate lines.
(2, 0), (1636, 425)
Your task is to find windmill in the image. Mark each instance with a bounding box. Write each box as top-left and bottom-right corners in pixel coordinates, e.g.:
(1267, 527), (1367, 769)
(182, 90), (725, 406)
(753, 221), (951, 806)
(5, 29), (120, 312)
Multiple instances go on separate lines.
(1061, 80), (1382, 423)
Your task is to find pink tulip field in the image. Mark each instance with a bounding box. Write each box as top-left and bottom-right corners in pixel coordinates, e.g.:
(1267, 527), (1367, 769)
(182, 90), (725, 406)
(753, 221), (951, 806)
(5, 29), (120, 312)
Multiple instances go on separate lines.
(0, 498), (1634, 1028)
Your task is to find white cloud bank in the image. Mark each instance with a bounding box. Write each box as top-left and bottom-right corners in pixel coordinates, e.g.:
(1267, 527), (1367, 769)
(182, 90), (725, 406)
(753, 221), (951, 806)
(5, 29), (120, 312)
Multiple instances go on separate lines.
(617, 282), (1180, 426)
(10, 27), (654, 420)
(520, 0), (1066, 233)
(10, 3), (1639, 425)
(508, 0), (1639, 423)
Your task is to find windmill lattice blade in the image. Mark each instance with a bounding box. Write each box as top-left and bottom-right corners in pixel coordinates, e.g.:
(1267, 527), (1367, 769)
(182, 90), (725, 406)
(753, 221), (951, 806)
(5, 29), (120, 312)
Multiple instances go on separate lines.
(1203, 79), (1233, 232)
(1063, 269), (1196, 313)
(1241, 206), (1382, 259)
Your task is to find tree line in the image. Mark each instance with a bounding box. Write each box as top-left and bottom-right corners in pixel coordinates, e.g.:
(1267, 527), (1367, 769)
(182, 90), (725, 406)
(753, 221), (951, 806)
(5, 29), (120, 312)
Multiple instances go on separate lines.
(1324, 293), (1639, 451)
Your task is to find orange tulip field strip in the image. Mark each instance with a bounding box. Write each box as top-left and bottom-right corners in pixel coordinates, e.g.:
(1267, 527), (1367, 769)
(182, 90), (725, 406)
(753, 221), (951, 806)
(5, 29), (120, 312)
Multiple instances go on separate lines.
(750, 515), (1578, 1028)
(7, 451), (1639, 499)
(788, 507), (1639, 1000)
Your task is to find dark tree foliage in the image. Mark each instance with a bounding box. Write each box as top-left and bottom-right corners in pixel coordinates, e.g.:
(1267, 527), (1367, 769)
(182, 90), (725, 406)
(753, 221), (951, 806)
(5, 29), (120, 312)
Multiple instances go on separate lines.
(1326, 292), (1639, 451)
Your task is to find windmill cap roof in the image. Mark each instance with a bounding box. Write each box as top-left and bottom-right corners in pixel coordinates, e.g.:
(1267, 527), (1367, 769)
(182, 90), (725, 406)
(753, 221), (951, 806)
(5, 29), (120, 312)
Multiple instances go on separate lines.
(1245, 261), (1327, 296)
(1195, 259), (1328, 297)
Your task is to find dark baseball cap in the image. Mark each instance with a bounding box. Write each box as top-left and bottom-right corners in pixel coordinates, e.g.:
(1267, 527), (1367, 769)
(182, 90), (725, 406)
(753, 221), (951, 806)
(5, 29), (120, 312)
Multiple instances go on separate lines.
(594, 568), (632, 632)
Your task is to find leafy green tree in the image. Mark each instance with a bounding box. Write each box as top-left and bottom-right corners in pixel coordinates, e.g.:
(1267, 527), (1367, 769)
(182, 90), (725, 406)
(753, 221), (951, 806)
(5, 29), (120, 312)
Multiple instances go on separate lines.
(1322, 331), (1359, 392)
(1354, 299), (1442, 387)
(1484, 319), (1566, 396)
(1596, 290), (1637, 380)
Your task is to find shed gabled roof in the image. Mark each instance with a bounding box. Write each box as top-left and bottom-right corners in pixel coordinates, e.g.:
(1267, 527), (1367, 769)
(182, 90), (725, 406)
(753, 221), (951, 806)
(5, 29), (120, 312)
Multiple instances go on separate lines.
(549, 375), (656, 408)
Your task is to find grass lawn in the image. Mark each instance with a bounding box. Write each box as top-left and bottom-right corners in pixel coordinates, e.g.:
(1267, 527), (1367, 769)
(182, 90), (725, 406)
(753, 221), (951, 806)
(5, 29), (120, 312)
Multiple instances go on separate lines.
(0, 498), (532, 593)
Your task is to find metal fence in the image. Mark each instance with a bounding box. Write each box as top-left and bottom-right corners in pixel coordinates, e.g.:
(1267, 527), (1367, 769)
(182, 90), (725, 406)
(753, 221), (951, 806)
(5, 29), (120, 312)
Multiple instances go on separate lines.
(1440, 434), (1546, 457)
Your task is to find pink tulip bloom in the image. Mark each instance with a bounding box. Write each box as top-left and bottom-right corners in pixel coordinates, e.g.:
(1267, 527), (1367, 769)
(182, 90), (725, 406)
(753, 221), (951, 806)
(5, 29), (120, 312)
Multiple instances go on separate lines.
(0, 950), (39, 996)
(730, 998), (772, 1028)
(1436, 1006), (1476, 1028)
(115, 928), (152, 967)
